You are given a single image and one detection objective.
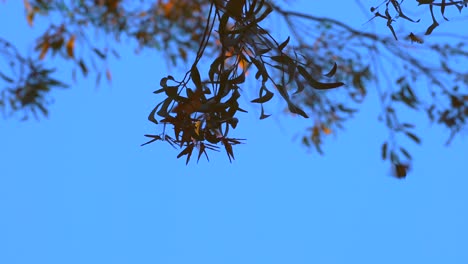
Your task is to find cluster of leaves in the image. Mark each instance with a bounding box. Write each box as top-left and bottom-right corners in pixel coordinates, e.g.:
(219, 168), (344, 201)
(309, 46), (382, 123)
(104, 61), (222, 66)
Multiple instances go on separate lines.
(1, 0), (467, 176)
(142, 0), (344, 163)
(0, 39), (67, 119)
(268, 1), (467, 177)
(1, 0), (212, 119)
(369, 0), (467, 39)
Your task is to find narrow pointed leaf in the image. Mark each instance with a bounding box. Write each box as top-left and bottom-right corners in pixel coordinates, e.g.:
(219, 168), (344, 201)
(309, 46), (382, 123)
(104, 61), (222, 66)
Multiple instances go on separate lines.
(191, 65), (202, 90)
(405, 131), (421, 144)
(278, 36), (290, 51)
(324, 62), (337, 78)
(297, 65), (344, 90)
(381, 142), (388, 160)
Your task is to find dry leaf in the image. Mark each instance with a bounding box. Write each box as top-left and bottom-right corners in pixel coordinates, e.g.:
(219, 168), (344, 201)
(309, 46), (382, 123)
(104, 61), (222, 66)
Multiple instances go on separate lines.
(66, 35), (76, 58)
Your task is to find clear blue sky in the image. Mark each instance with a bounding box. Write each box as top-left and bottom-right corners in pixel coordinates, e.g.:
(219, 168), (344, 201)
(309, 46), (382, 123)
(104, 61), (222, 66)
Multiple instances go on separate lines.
(1, 1), (468, 263)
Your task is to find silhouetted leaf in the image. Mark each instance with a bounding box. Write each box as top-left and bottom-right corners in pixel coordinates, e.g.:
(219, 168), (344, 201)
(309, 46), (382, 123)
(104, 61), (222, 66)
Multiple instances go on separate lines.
(141, 134), (162, 146)
(288, 102), (308, 118)
(0, 71), (13, 83)
(197, 143), (209, 162)
(250, 56), (268, 82)
(259, 105), (271, 119)
(441, 0), (448, 20)
(270, 54), (294, 65)
(231, 72), (246, 84)
(78, 59), (88, 76)
(251, 85), (273, 103)
(387, 23), (398, 40)
(93, 48), (106, 59)
(400, 147), (412, 160)
(324, 62), (337, 77)
(405, 131), (421, 144)
(223, 139), (235, 162)
(408, 33), (424, 44)
(381, 142), (388, 160)
(297, 65), (344, 90)
(191, 65), (202, 90)
(278, 36), (290, 51)
(177, 143), (195, 165)
(156, 98), (172, 117)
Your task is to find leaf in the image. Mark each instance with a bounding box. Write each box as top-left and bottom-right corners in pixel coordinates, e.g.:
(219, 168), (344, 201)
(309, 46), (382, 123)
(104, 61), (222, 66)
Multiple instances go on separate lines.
(288, 102), (308, 118)
(26, 8), (35, 26)
(324, 62), (337, 78)
(251, 3), (273, 23)
(278, 36), (290, 51)
(141, 134), (162, 146)
(231, 72), (245, 84)
(250, 57), (268, 82)
(393, 163), (408, 179)
(408, 32), (424, 44)
(96, 72), (102, 86)
(66, 35), (75, 58)
(159, 75), (175, 88)
(294, 79), (305, 94)
(93, 48), (106, 59)
(259, 105), (271, 119)
(194, 120), (202, 136)
(440, 0), (448, 20)
(251, 85), (274, 103)
(321, 125), (332, 135)
(178, 47), (187, 61)
(218, 13), (229, 35)
(389, 150), (399, 163)
(405, 131), (421, 144)
(297, 65), (344, 90)
(270, 54), (293, 65)
(156, 98), (172, 117)
(177, 144), (195, 165)
(225, 0), (245, 19)
(228, 117), (239, 128)
(106, 68), (112, 82)
(36, 102), (48, 117)
(209, 56), (224, 82)
(256, 47), (272, 55)
(39, 41), (49, 60)
(147, 101), (163, 124)
(0, 71), (13, 83)
(78, 59), (88, 77)
(381, 142), (388, 160)
(191, 65), (202, 90)
(222, 139), (235, 162)
(387, 22), (398, 40)
(197, 143), (209, 162)
(400, 147), (412, 160)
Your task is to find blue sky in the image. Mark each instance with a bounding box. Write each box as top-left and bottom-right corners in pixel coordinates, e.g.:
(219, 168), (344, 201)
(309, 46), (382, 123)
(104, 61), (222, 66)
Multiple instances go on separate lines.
(1, 1), (468, 264)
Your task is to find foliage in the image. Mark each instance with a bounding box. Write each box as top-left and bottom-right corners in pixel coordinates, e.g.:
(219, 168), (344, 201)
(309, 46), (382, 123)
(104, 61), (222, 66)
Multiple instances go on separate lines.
(1, 0), (467, 177)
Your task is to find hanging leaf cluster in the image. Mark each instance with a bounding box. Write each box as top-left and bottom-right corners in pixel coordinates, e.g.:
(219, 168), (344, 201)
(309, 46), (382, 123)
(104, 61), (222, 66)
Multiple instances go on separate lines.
(370, 0), (467, 38)
(141, 0), (344, 163)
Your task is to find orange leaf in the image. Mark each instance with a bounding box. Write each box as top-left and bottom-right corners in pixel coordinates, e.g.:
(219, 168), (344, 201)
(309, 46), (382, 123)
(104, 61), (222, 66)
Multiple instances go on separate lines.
(23, 0), (31, 11)
(194, 120), (202, 136)
(26, 12), (34, 26)
(38, 42), (49, 60)
(312, 126), (320, 138)
(161, 1), (174, 17)
(66, 35), (75, 58)
(321, 124), (332, 135)
(106, 68), (112, 82)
